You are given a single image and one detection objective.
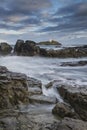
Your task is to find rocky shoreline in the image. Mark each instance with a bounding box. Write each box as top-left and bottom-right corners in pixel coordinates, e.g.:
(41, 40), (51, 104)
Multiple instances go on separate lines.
(0, 66), (87, 130)
(0, 39), (87, 58)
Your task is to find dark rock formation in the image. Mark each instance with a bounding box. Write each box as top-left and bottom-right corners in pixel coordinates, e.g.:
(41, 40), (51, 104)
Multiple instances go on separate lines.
(57, 85), (87, 121)
(61, 60), (87, 67)
(40, 46), (87, 58)
(52, 102), (79, 119)
(0, 66), (29, 109)
(38, 40), (61, 46)
(14, 39), (40, 56)
(0, 42), (12, 55)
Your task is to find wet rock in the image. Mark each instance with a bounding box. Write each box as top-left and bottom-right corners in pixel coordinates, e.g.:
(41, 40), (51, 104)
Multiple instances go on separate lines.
(29, 95), (57, 104)
(61, 60), (87, 67)
(45, 80), (59, 89)
(0, 42), (12, 55)
(0, 112), (58, 130)
(14, 39), (40, 56)
(57, 85), (87, 121)
(28, 77), (42, 96)
(50, 118), (87, 130)
(0, 66), (29, 109)
(40, 46), (87, 58)
(27, 77), (42, 89)
(52, 102), (79, 119)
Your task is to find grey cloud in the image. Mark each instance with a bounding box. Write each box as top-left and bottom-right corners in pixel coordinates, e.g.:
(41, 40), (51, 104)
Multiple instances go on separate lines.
(0, 0), (52, 31)
(40, 2), (87, 33)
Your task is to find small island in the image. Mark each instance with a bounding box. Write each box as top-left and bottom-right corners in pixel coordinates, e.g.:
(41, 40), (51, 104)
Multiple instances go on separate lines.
(38, 40), (61, 46)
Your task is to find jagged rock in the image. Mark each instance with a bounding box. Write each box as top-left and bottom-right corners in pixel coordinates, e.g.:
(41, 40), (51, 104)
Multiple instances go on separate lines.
(52, 102), (79, 119)
(57, 85), (87, 121)
(40, 46), (87, 58)
(0, 42), (12, 55)
(14, 39), (40, 56)
(0, 66), (30, 109)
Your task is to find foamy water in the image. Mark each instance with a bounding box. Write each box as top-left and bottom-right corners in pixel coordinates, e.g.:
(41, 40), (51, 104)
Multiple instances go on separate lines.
(0, 56), (87, 100)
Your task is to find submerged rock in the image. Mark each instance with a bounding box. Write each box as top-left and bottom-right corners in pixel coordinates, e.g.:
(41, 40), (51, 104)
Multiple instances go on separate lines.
(61, 60), (87, 67)
(0, 42), (12, 55)
(14, 39), (40, 56)
(29, 95), (57, 104)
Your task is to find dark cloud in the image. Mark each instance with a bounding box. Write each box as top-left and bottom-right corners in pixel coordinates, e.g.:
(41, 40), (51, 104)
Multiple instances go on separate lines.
(0, 0), (87, 44)
(40, 2), (87, 33)
(0, 0), (51, 31)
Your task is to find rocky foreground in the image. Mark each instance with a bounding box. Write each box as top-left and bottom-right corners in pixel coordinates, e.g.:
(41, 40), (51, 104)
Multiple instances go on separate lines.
(0, 66), (87, 130)
(0, 40), (87, 58)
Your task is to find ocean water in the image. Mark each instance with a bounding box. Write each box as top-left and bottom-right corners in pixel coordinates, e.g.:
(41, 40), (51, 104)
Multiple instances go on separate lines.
(0, 55), (87, 100)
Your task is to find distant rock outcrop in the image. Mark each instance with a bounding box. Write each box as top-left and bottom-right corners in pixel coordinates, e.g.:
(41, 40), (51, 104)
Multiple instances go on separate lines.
(14, 39), (40, 56)
(38, 40), (61, 46)
(0, 42), (12, 55)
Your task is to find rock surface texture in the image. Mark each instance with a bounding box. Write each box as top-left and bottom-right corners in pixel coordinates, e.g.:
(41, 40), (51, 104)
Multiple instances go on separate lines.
(58, 85), (87, 121)
(0, 66), (29, 109)
(0, 42), (12, 55)
(14, 40), (40, 56)
(40, 46), (87, 58)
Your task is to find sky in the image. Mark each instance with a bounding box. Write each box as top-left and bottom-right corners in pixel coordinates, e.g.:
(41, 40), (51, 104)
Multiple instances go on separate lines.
(0, 0), (87, 45)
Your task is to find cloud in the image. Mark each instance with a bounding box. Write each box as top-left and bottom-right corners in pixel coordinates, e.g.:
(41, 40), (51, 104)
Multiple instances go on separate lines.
(40, 2), (87, 33)
(0, 0), (87, 45)
(0, 0), (52, 33)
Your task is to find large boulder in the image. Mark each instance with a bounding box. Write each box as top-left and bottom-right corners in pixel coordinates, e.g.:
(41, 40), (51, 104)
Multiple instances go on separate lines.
(14, 39), (40, 56)
(0, 66), (29, 109)
(57, 85), (87, 121)
(0, 42), (12, 55)
(52, 102), (79, 119)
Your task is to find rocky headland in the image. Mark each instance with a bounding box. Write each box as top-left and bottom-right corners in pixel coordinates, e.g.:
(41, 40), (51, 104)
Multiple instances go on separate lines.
(0, 66), (87, 130)
(0, 39), (87, 58)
